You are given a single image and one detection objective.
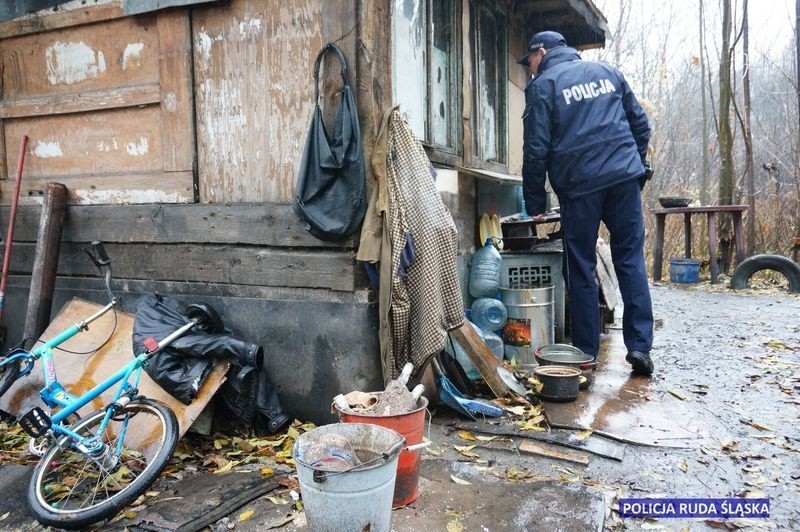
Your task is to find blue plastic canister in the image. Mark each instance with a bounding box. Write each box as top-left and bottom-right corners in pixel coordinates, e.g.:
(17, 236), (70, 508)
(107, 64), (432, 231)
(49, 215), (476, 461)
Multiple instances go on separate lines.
(470, 298), (507, 332)
(469, 239), (502, 298)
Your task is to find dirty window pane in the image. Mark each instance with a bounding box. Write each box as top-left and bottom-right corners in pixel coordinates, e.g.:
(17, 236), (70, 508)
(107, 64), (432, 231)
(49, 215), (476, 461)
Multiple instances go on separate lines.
(430, 1), (455, 148)
(473, 2), (507, 164)
(392, 0), (427, 138)
(391, 0), (459, 154)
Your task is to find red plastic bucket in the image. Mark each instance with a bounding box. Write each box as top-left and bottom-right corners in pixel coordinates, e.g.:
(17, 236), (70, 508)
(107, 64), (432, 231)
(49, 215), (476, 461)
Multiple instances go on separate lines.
(336, 395), (428, 507)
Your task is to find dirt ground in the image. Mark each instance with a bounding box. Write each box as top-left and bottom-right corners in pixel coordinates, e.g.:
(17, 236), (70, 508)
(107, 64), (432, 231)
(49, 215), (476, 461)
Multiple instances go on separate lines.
(213, 280), (800, 531)
(1, 279), (799, 531)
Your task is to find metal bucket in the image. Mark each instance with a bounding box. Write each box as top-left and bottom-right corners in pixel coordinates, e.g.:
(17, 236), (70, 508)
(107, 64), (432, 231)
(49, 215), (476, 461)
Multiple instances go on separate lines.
(337, 395), (428, 507)
(293, 423), (405, 532)
(500, 285), (554, 366)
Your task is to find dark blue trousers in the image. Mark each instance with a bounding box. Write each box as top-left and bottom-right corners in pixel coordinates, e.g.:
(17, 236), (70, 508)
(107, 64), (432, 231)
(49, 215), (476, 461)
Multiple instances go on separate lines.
(560, 178), (653, 358)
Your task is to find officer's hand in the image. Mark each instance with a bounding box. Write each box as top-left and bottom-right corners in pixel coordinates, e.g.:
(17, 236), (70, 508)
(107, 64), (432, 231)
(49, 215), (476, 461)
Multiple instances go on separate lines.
(531, 213), (546, 222)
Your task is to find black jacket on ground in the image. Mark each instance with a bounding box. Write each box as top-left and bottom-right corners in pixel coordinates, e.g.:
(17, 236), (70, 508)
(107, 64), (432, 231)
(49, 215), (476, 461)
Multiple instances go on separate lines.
(522, 46), (650, 215)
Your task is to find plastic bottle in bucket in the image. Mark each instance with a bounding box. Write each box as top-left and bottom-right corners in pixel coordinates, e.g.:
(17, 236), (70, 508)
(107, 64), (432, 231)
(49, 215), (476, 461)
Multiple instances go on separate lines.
(469, 239), (502, 298)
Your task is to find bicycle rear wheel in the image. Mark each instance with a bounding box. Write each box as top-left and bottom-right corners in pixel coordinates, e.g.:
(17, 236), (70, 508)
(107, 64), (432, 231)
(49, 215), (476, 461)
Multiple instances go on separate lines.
(28, 398), (178, 529)
(0, 355), (20, 398)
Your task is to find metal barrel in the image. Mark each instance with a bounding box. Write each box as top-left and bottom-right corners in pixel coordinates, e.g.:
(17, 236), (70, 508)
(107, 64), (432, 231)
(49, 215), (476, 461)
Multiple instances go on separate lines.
(500, 285), (554, 366)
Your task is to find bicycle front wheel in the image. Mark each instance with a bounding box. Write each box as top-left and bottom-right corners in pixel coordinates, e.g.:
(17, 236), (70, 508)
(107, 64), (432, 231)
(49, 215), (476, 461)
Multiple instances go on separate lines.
(0, 354), (20, 399)
(28, 398), (178, 529)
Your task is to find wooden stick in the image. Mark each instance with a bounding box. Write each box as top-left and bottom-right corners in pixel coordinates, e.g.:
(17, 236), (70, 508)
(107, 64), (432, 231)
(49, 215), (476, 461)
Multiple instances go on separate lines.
(449, 323), (510, 397)
(23, 182), (68, 349)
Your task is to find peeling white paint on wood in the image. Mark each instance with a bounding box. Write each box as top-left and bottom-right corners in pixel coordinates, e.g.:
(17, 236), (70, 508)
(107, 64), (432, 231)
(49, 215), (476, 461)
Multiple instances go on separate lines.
(194, 1), (321, 202)
(73, 189), (187, 205)
(45, 41), (107, 85)
(195, 29), (223, 70)
(163, 92), (177, 112)
(33, 141), (63, 158)
(238, 18), (263, 39)
(125, 137), (150, 156)
(122, 43), (144, 70)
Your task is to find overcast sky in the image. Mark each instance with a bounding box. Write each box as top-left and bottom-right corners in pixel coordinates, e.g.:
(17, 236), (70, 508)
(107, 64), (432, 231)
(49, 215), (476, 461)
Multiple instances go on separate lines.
(592, 0), (795, 60)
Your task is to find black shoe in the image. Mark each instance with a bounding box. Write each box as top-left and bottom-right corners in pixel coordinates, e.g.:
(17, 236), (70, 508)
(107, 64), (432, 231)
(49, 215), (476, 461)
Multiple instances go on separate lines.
(626, 351), (654, 376)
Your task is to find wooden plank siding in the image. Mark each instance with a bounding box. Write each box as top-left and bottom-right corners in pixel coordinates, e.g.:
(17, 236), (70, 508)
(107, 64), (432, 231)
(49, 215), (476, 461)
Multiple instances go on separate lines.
(0, 7), (195, 205)
(6, 242), (362, 292)
(192, 1), (324, 203)
(0, 202), (366, 293)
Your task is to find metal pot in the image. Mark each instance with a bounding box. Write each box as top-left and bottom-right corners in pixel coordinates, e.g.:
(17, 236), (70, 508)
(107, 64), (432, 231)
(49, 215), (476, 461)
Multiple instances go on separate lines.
(534, 347), (596, 390)
(531, 365), (583, 402)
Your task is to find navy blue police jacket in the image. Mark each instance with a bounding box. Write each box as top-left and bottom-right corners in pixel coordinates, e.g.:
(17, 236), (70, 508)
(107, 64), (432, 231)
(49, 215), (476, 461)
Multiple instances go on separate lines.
(522, 46), (650, 215)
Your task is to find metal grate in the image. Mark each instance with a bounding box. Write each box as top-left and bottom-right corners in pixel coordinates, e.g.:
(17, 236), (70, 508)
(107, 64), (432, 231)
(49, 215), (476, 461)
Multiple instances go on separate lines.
(506, 264), (553, 287)
(501, 251), (565, 342)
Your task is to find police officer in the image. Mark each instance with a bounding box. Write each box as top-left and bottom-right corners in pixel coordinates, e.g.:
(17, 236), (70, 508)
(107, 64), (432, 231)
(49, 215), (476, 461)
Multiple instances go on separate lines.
(518, 30), (654, 376)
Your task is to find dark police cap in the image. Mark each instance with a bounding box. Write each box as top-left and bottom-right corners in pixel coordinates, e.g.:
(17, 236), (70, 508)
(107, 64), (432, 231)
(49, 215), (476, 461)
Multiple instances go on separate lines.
(516, 30), (567, 65)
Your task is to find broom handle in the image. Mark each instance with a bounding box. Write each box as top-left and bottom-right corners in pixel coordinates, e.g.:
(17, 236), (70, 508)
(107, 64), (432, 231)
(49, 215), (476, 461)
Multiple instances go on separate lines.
(0, 135), (29, 316)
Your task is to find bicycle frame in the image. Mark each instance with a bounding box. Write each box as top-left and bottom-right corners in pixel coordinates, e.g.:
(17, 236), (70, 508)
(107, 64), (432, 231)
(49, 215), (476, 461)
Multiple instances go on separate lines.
(1, 299), (197, 452)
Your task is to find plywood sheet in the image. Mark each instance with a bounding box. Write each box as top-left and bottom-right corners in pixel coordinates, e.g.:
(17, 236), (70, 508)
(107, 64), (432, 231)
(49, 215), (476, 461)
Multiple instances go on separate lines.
(193, 0), (323, 203)
(5, 107), (163, 177)
(0, 8), (195, 205)
(0, 15), (160, 101)
(0, 298), (228, 437)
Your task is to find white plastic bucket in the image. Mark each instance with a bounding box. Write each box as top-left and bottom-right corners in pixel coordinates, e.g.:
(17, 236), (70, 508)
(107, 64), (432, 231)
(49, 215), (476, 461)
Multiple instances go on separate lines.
(293, 423), (405, 532)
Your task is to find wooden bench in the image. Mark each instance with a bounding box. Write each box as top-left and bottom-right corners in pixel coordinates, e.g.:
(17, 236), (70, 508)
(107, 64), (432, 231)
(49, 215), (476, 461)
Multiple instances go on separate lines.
(651, 205), (748, 284)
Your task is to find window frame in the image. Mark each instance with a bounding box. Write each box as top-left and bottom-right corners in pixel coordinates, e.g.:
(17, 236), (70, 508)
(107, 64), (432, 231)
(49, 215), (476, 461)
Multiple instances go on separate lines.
(469, 0), (508, 170)
(391, 0), (461, 161)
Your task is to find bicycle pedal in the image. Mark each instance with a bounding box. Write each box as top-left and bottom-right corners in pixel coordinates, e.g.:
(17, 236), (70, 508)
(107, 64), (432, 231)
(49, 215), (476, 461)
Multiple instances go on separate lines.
(18, 407), (52, 438)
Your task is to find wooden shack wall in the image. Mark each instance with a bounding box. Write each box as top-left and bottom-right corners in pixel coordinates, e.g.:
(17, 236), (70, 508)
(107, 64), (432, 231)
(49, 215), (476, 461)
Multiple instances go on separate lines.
(0, 0), (395, 424)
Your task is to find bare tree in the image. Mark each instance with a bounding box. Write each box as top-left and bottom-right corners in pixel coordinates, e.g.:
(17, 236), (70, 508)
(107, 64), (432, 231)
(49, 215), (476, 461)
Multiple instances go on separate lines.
(700, 0), (710, 206)
(717, 0), (736, 272)
(742, 0), (755, 255)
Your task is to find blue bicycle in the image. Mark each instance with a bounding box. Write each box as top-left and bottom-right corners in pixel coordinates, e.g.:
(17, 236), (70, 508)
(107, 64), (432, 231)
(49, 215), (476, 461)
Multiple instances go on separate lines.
(0, 241), (222, 529)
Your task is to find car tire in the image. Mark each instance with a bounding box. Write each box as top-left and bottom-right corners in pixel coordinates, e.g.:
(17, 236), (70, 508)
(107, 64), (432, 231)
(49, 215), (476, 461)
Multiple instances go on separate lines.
(730, 254), (800, 293)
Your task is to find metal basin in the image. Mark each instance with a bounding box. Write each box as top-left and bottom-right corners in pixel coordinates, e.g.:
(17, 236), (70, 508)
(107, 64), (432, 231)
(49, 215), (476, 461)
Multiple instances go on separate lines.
(535, 346), (596, 390)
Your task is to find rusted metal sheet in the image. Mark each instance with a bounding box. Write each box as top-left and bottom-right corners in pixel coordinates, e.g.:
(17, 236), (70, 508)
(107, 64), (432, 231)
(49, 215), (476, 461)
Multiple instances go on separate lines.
(193, 0), (323, 203)
(0, 7), (195, 205)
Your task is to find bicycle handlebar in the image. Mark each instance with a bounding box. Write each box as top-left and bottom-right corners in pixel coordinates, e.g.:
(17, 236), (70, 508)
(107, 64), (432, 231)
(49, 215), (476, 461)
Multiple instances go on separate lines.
(92, 241), (111, 266)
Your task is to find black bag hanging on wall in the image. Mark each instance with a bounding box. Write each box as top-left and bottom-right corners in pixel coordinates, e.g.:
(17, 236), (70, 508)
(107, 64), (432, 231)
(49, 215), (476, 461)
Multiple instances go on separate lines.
(292, 42), (367, 241)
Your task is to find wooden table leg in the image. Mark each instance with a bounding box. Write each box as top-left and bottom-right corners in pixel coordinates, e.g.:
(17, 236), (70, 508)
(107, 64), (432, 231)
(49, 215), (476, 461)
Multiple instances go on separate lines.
(653, 213), (666, 281)
(684, 213), (692, 258)
(707, 212), (719, 284)
(732, 212), (746, 264)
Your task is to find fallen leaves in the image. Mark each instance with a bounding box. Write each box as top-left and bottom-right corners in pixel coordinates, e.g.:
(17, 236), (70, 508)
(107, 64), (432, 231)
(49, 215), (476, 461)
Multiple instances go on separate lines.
(456, 430), (477, 442)
(450, 474), (471, 485)
(667, 389), (691, 401)
(740, 418), (772, 432)
(446, 520), (464, 532)
(265, 513), (296, 529)
(454, 444), (480, 458)
(237, 509), (254, 522)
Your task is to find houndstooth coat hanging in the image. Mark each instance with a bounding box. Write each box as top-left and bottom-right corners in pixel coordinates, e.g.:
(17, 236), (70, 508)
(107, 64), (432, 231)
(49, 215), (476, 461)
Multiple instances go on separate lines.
(358, 107), (465, 380)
